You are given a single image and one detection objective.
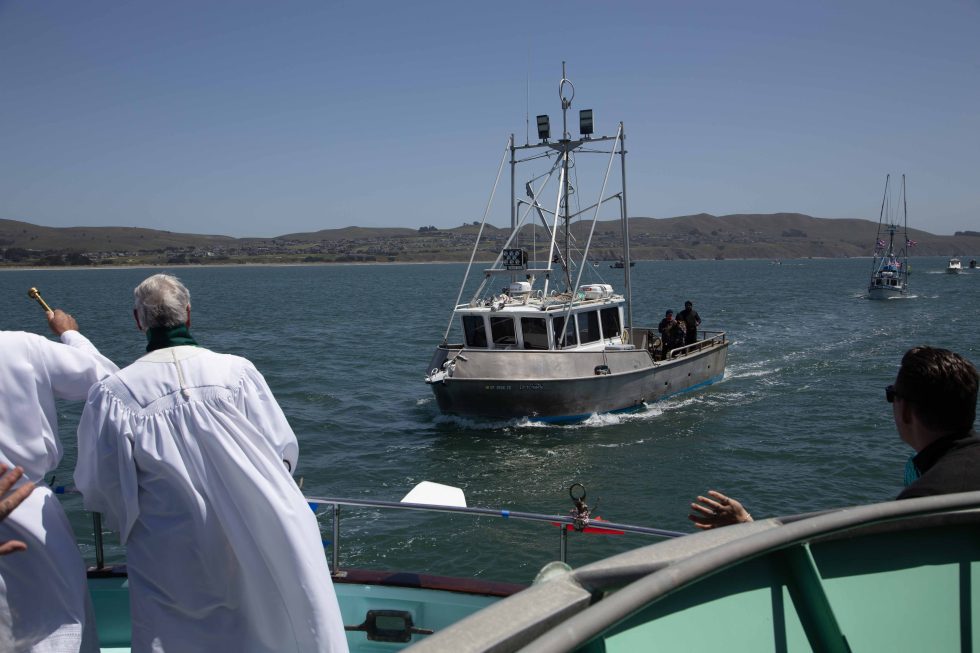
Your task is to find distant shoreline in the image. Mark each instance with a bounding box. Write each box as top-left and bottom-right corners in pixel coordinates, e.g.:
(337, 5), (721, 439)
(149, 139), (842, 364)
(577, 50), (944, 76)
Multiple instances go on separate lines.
(0, 260), (486, 272)
(0, 256), (921, 273)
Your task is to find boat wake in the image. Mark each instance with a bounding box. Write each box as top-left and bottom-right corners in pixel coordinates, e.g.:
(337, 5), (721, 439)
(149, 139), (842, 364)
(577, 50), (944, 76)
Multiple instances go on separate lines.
(726, 360), (780, 380)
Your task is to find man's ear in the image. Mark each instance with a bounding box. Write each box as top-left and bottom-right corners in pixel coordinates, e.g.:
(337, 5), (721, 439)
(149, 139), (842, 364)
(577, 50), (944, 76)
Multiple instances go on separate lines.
(134, 309), (144, 332)
(900, 399), (915, 426)
(185, 305), (191, 329)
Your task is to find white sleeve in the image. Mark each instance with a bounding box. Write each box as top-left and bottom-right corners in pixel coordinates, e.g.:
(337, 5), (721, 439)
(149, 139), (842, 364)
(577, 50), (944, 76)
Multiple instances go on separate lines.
(238, 363), (299, 473)
(75, 383), (141, 543)
(31, 331), (119, 401)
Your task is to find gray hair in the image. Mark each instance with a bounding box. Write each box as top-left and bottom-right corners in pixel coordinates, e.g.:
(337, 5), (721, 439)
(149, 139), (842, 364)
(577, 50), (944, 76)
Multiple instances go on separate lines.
(134, 274), (191, 329)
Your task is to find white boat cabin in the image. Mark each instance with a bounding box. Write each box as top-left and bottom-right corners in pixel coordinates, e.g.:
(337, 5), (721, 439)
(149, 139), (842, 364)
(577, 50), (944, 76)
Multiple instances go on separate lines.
(455, 284), (627, 352)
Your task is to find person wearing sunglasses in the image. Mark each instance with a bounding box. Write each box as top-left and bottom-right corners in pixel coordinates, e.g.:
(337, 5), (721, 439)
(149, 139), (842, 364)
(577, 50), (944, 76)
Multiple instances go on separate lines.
(889, 346), (980, 498)
(690, 346), (979, 528)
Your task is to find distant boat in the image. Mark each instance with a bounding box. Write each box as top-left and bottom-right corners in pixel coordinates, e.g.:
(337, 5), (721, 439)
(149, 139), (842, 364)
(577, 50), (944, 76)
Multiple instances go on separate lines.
(970, 259), (978, 269)
(947, 257), (962, 274)
(609, 259), (635, 268)
(867, 174), (911, 299)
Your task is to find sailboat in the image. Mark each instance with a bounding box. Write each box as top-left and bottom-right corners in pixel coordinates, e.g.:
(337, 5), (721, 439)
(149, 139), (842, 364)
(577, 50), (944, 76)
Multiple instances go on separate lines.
(424, 65), (728, 422)
(867, 174), (911, 299)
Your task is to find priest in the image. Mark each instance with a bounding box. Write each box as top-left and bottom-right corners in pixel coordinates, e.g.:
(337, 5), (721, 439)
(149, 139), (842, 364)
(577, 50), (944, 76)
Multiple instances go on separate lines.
(0, 308), (118, 652)
(76, 274), (348, 653)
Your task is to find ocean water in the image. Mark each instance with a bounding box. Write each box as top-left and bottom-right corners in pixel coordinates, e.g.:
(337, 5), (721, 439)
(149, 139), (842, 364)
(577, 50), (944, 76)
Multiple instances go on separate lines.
(1, 257), (977, 583)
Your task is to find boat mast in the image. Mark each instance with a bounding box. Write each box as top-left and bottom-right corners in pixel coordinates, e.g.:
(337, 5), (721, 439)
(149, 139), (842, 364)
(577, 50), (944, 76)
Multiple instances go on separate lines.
(559, 62), (573, 291)
(510, 133), (517, 284)
(620, 124), (632, 333)
(901, 173), (909, 289)
(870, 174), (890, 282)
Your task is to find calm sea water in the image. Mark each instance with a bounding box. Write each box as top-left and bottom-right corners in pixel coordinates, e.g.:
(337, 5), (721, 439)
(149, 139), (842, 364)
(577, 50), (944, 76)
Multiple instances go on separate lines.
(1, 257), (977, 583)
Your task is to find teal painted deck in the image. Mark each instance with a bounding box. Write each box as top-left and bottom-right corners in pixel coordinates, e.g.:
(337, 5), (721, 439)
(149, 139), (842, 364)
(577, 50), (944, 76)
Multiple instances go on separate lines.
(89, 572), (507, 652)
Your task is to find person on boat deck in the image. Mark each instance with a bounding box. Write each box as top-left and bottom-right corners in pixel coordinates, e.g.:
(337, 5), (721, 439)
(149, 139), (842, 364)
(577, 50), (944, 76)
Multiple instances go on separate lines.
(657, 310), (686, 352)
(689, 346), (980, 529)
(75, 274), (348, 653)
(677, 300), (701, 346)
(657, 310), (675, 340)
(0, 308), (118, 653)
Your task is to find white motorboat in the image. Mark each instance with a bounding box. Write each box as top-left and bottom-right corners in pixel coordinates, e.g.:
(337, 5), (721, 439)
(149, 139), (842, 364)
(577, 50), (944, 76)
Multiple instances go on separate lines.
(424, 65), (728, 422)
(867, 174), (911, 299)
(947, 257), (962, 274)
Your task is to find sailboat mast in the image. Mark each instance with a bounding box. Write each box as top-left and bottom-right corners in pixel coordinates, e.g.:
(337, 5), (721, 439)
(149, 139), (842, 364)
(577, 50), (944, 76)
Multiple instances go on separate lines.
(620, 124), (633, 333)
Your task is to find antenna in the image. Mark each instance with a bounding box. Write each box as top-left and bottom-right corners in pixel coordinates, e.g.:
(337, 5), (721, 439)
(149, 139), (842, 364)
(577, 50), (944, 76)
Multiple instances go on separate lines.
(525, 49), (530, 145)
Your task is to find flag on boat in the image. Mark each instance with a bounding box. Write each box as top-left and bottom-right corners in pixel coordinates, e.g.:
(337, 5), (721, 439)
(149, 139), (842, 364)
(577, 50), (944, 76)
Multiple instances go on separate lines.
(906, 239), (917, 247)
(877, 239), (886, 248)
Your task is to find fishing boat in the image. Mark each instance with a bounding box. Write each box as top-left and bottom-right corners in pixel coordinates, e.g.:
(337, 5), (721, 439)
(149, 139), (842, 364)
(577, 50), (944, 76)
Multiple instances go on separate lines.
(947, 257), (962, 274)
(424, 66), (728, 422)
(970, 259), (977, 269)
(867, 174), (911, 300)
(83, 487), (980, 652)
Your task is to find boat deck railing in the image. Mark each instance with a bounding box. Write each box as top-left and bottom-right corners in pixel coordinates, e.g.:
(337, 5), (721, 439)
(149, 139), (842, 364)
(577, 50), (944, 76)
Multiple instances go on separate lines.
(669, 330), (727, 359)
(304, 496), (685, 573)
(628, 328), (727, 360)
(410, 491), (980, 653)
(82, 493), (684, 572)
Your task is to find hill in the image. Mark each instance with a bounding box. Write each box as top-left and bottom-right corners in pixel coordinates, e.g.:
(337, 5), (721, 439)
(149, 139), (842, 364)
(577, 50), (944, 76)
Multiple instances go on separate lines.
(1, 214), (977, 266)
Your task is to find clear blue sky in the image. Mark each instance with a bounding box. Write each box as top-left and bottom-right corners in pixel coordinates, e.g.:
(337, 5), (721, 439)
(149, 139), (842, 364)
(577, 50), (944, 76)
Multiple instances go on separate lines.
(1, 1), (978, 237)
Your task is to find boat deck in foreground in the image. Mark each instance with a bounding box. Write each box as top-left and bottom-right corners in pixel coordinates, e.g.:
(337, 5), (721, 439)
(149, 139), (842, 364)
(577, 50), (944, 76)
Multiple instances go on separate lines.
(410, 491), (980, 652)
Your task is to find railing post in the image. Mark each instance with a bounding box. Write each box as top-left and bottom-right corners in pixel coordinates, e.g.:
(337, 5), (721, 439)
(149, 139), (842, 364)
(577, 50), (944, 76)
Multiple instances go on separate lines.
(93, 512), (105, 570)
(331, 503), (341, 572)
(559, 525), (568, 563)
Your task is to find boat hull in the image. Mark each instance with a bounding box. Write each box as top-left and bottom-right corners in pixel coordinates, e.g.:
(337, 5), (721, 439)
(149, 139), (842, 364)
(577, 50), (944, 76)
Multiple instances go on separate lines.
(867, 283), (908, 300)
(427, 340), (728, 422)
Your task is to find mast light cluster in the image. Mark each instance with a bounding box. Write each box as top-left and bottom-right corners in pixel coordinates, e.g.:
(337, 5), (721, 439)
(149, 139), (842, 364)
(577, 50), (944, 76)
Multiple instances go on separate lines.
(535, 109), (594, 142)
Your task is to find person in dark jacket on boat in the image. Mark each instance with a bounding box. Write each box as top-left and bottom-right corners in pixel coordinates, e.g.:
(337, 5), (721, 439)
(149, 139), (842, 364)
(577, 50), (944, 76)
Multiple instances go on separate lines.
(689, 346), (980, 529)
(677, 301), (701, 346)
(891, 346), (980, 498)
(657, 310), (685, 353)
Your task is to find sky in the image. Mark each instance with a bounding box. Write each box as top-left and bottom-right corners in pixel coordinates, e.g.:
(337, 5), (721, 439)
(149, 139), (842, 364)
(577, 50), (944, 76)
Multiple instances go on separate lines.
(1, 1), (978, 237)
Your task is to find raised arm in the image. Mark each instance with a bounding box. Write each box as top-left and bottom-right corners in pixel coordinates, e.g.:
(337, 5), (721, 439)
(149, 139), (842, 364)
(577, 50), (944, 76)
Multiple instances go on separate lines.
(32, 310), (119, 400)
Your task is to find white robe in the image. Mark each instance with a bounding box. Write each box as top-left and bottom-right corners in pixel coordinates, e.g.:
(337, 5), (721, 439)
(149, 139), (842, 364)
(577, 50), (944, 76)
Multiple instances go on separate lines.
(0, 330), (118, 653)
(75, 346), (348, 653)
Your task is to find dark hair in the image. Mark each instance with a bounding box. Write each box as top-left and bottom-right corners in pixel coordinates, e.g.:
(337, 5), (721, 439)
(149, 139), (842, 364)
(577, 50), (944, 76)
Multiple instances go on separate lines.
(895, 347), (978, 432)
(665, 310), (673, 316)
(685, 301), (693, 306)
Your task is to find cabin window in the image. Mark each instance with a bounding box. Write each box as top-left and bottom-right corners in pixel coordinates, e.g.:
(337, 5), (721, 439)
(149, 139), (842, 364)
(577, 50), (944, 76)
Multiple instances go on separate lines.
(577, 311), (600, 344)
(521, 317), (549, 350)
(553, 316), (578, 348)
(600, 307), (621, 339)
(462, 316), (487, 348)
(490, 316), (517, 347)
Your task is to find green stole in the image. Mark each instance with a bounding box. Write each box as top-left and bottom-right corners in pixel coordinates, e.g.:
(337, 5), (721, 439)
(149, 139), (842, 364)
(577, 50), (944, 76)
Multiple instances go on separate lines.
(146, 324), (199, 352)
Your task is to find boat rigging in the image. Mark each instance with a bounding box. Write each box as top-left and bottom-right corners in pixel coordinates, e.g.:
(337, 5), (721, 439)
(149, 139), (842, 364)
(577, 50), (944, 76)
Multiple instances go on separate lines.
(867, 174), (912, 299)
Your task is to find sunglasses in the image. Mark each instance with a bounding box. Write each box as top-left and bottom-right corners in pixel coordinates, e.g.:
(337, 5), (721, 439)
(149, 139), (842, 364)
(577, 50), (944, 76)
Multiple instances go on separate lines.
(885, 385), (900, 403)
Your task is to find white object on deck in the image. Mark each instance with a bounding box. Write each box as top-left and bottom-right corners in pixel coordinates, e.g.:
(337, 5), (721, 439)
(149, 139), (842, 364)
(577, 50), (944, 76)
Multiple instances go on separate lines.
(401, 481), (468, 507)
(580, 283), (613, 299)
